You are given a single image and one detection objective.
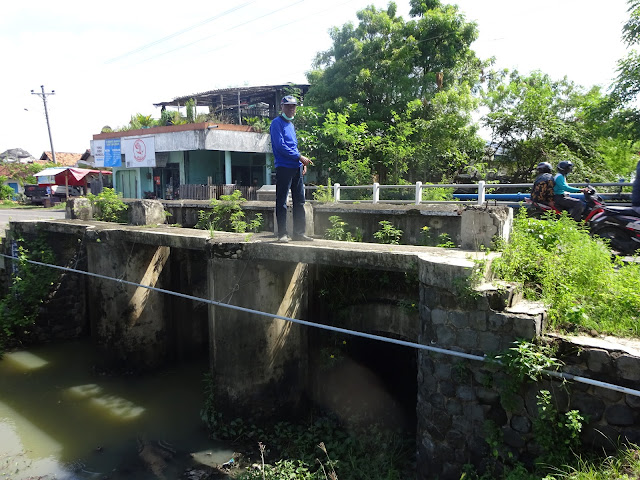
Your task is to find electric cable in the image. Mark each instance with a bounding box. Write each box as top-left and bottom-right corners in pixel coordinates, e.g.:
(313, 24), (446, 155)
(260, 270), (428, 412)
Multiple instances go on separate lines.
(104, 1), (258, 64)
(1, 251), (639, 398)
(134, 0), (308, 65)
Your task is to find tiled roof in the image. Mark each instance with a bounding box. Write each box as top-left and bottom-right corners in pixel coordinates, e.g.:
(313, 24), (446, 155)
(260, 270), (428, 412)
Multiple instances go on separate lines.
(39, 151), (84, 167)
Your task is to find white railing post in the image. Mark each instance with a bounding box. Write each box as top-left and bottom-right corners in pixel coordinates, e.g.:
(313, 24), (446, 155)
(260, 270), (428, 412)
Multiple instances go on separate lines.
(415, 181), (422, 205)
(477, 180), (486, 205)
(372, 182), (380, 204)
(334, 183), (341, 202)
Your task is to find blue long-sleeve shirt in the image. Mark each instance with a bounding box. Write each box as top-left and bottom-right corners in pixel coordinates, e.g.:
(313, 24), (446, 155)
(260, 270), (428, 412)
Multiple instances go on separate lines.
(270, 115), (301, 168)
(553, 173), (581, 195)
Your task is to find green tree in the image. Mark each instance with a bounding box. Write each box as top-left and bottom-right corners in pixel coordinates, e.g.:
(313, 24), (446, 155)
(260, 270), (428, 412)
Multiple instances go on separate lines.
(481, 69), (606, 181)
(305, 0), (486, 184)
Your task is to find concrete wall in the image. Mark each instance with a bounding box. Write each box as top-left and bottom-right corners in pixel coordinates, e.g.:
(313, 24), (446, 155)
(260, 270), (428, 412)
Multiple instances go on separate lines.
(158, 200), (512, 250)
(3, 218), (638, 480)
(209, 258), (309, 417)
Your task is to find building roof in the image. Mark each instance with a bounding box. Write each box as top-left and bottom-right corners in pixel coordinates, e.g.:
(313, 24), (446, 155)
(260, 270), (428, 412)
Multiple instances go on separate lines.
(0, 148), (35, 163)
(39, 151), (85, 167)
(153, 84), (311, 123)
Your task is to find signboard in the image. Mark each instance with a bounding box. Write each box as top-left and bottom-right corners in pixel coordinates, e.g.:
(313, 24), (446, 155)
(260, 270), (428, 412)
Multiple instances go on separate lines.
(123, 136), (156, 168)
(91, 140), (105, 167)
(104, 139), (122, 167)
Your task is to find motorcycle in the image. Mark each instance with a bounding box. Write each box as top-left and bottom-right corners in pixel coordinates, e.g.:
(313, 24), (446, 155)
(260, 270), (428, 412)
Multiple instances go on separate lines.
(589, 206), (640, 255)
(524, 185), (605, 222)
(526, 185), (640, 255)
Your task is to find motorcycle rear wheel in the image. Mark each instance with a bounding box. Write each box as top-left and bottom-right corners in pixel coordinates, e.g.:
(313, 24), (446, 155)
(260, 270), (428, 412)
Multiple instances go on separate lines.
(594, 227), (638, 255)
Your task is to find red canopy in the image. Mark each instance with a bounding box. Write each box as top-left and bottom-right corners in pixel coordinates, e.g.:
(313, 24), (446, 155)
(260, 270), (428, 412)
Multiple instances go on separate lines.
(54, 168), (111, 186)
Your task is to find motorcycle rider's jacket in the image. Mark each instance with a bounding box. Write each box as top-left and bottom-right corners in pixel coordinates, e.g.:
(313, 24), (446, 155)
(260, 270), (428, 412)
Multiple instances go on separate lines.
(553, 173), (581, 195)
(531, 173), (555, 204)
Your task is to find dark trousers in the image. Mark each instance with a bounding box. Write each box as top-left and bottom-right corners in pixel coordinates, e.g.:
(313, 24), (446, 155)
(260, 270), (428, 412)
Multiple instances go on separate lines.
(275, 166), (306, 236)
(554, 194), (585, 221)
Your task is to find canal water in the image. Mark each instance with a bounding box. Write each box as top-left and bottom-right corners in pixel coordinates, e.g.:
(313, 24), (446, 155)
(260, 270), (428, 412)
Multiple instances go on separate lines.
(0, 339), (234, 479)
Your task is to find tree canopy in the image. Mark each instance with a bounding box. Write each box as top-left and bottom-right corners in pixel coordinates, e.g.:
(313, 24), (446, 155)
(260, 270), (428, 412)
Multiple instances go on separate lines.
(298, 0), (638, 186)
(302, 0), (487, 184)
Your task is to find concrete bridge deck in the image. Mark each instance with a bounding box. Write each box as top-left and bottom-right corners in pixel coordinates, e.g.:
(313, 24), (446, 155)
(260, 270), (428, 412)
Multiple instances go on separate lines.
(9, 219), (496, 291)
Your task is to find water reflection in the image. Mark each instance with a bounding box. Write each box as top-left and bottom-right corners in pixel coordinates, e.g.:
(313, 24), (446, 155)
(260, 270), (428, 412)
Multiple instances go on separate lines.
(0, 339), (234, 479)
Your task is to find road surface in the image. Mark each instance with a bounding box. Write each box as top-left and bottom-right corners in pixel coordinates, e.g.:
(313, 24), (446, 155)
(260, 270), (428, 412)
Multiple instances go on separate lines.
(0, 207), (66, 237)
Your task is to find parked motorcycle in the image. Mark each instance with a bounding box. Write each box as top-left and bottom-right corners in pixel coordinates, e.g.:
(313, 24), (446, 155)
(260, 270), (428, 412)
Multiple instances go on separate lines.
(589, 206), (640, 255)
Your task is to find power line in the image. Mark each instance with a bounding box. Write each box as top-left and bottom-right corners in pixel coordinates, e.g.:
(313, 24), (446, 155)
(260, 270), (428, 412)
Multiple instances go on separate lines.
(1, 251), (639, 398)
(133, 0), (308, 65)
(104, 1), (258, 64)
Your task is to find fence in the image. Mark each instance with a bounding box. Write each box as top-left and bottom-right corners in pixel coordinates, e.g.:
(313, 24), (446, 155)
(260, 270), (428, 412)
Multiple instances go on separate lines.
(179, 184), (258, 201)
(180, 181), (633, 205)
(305, 181), (633, 206)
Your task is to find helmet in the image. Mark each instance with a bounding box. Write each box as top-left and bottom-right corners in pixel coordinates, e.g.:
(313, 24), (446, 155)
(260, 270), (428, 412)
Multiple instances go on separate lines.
(557, 160), (574, 174)
(280, 95), (298, 105)
(536, 162), (552, 174)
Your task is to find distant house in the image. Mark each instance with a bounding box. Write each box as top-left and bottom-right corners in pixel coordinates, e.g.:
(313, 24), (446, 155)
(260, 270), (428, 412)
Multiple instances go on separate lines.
(90, 84), (311, 200)
(0, 163), (48, 195)
(0, 148), (35, 163)
(39, 151), (86, 167)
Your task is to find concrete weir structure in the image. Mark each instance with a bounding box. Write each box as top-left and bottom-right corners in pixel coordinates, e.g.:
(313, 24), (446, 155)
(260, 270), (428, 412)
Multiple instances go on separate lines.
(3, 202), (640, 479)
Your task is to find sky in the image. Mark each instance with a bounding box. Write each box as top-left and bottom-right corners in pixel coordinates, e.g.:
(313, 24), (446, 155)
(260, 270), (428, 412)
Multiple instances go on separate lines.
(0, 0), (631, 158)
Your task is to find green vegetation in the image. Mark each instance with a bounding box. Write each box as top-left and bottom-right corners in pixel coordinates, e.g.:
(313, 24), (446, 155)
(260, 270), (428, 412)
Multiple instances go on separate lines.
(312, 179), (335, 203)
(492, 209), (640, 337)
(373, 220), (403, 245)
(471, 391), (585, 480)
(87, 188), (128, 223)
(0, 236), (57, 354)
(0, 178), (15, 200)
(324, 215), (361, 242)
(201, 373), (412, 480)
(196, 190), (263, 234)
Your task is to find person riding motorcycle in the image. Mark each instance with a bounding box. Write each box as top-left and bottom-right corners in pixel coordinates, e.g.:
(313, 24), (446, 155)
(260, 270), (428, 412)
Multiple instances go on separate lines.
(530, 162), (555, 205)
(553, 160), (588, 221)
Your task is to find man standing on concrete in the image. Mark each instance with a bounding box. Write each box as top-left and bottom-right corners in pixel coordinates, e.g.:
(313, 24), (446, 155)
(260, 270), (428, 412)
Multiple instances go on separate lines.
(270, 95), (313, 242)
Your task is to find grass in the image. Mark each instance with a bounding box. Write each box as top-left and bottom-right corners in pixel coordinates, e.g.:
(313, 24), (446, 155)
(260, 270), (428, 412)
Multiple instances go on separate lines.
(492, 209), (640, 338)
(545, 443), (640, 479)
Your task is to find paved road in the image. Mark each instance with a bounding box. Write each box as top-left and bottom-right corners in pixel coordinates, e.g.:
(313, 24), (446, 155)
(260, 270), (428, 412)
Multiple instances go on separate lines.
(0, 208), (66, 237)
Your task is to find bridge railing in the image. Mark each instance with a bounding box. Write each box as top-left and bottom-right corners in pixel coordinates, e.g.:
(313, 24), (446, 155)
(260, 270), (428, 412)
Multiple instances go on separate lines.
(305, 181), (634, 206)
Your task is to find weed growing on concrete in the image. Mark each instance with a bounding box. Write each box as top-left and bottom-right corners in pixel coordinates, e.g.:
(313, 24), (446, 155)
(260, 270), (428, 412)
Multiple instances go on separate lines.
(373, 220), (403, 244)
(87, 188), (128, 223)
(436, 232), (456, 248)
(324, 216), (360, 241)
(196, 190), (263, 234)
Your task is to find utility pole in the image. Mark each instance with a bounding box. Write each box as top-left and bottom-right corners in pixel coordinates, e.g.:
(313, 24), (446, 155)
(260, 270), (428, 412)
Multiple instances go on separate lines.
(31, 85), (56, 164)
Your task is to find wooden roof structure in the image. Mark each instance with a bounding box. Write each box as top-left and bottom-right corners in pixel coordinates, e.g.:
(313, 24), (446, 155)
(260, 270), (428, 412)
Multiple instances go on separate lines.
(153, 84), (310, 124)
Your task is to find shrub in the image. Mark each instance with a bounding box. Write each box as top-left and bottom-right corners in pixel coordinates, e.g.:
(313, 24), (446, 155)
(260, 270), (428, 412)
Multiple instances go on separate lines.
(87, 188), (128, 223)
(0, 236), (58, 354)
(196, 190), (263, 234)
(492, 209), (640, 336)
(373, 220), (403, 245)
(324, 215), (360, 241)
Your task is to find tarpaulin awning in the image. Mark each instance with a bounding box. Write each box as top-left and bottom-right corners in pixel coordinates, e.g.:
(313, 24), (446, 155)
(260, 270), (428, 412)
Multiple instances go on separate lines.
(35, 168), (67, 177)
(54, 167), (111, 186)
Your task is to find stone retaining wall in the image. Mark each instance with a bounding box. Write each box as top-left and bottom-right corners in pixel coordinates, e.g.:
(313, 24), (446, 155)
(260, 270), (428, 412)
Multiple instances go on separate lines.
(417, 278), (640, 479)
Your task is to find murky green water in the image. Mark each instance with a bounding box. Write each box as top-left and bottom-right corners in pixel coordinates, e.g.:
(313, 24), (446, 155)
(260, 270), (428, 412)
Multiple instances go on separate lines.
(0, 339), (234, 479)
